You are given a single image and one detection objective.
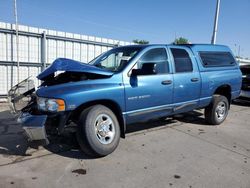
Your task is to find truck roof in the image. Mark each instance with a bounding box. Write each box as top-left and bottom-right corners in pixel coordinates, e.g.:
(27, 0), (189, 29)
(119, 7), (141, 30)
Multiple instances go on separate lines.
(122, 44), (231, 52)
(172, 44), (231, 52)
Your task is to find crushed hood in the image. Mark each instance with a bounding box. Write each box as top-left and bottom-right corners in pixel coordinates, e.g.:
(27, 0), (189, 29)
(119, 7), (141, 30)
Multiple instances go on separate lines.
(37, 58), (113, 80)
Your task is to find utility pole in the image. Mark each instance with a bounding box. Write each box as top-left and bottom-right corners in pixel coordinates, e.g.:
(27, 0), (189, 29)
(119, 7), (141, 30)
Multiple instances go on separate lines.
(14, 0), (20, 83)
(211, 0), (221, 44)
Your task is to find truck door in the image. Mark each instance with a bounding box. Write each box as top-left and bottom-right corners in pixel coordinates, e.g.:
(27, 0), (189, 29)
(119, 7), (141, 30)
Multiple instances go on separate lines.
(169, 46), (201, 112)
(123, 47), (173, 122)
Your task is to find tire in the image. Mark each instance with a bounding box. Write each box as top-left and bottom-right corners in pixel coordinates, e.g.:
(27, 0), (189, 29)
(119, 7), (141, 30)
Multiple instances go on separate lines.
(205, 95), (229, 125)
(76, 105), (120, 157)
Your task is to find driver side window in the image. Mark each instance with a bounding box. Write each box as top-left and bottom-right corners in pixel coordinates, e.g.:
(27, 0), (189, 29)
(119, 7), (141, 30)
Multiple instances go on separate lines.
(137, 48), (169, 74)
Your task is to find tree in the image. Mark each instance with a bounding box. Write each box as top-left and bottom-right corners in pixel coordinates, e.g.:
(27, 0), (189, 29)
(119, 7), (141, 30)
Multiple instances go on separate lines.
(133, 39), (149, 44)
(173, 37), (189, 44)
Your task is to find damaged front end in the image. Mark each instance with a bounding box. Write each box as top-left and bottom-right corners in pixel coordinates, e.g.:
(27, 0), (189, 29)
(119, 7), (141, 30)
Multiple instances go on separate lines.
(8, 77), (49, 143)
(8, 58), (114, 144)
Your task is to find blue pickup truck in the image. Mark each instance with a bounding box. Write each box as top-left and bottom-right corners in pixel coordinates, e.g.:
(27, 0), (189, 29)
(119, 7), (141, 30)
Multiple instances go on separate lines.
(9, 44), (242, 157)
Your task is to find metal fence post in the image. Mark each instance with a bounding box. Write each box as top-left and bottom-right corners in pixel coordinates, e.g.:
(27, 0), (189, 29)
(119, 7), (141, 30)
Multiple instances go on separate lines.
(41, 31), (46, 72)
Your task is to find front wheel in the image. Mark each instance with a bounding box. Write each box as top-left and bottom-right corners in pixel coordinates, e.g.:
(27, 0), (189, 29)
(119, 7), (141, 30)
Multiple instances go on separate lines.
(76, 105), (120, 157)
(205, 95), (229, 125)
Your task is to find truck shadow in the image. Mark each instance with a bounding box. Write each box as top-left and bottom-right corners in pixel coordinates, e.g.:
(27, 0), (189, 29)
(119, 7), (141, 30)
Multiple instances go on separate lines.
(45, 110), (208, 159)
(0, 109), (208, 160)
(0, 109), (86, 159)
(0, 110), (30, 157)
(170, 110), (212, 126)
(232, 98), (250, 107)
(125, 110), (208, 134)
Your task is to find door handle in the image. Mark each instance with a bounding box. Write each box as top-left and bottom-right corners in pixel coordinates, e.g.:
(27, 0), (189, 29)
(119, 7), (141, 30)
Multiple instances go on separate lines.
(191, 78), (199, 82)
(161, 80), (172, 85)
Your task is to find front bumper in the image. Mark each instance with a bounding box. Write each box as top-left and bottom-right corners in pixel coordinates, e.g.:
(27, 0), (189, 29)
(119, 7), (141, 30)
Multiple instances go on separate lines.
(18, 113), (49, 144)
(240, 90), (250, 98)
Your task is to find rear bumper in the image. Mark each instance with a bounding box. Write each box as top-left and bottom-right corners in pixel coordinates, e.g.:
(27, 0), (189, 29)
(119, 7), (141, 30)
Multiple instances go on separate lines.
(18, 113), (49, 143)
(240, 90), (250, 98)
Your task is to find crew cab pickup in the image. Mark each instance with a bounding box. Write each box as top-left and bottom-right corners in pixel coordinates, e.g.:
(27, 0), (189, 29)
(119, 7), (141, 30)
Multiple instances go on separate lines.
(9, 44), (242, 157)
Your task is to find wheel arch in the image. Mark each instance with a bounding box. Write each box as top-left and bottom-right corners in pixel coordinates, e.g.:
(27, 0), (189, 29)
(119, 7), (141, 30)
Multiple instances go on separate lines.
(213, 84), (232, 107)
(71, 99), (126, 138)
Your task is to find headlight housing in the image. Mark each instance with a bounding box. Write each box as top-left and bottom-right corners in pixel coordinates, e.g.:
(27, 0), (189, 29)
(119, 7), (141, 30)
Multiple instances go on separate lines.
(37, 97), (65, 112)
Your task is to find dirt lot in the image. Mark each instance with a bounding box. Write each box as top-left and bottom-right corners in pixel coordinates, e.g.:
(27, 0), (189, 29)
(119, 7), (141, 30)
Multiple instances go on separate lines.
(0, 100), (249, 188)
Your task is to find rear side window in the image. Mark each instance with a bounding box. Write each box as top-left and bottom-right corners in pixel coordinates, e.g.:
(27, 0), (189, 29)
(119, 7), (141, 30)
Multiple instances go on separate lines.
(199, 52), (235, 67)
(170, 48), (193, 73)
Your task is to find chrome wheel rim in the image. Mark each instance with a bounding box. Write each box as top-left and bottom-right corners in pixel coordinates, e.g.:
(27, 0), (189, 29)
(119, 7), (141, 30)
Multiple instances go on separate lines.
(94, 114), (115, 145)
(215, 101), (227, 120)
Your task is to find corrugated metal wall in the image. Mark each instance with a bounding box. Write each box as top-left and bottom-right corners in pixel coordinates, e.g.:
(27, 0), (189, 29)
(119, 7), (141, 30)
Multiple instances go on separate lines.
(0, 22), (132, 99)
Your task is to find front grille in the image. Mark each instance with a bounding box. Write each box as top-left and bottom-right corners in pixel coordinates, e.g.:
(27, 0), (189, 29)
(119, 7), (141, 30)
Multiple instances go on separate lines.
(8, 78), (35, 113)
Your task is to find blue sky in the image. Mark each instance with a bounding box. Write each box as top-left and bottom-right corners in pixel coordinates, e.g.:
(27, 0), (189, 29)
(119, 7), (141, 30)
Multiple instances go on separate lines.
(1, 0), (249, 58)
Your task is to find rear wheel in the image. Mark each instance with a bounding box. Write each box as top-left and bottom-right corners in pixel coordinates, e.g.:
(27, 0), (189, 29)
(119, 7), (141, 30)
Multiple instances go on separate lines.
(205, 95), (229, 125)
(76, 105), (120, 157)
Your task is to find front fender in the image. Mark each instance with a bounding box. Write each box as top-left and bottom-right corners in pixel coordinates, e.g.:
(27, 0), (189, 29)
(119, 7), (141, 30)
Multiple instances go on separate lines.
(37, 83), (125, 112)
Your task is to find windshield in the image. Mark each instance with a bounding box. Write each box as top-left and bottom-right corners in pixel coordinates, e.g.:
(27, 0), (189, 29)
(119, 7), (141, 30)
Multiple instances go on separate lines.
(89, 46), (142, 72)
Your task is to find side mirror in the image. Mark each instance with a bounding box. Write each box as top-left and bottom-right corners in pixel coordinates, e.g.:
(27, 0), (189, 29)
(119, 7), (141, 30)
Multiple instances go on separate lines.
(131, 63), (157, 76)
(131, 69), (141, 76)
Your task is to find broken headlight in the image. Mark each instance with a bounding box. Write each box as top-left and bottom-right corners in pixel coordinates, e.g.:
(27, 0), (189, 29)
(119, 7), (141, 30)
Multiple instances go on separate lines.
(37, 97), (65, 112)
